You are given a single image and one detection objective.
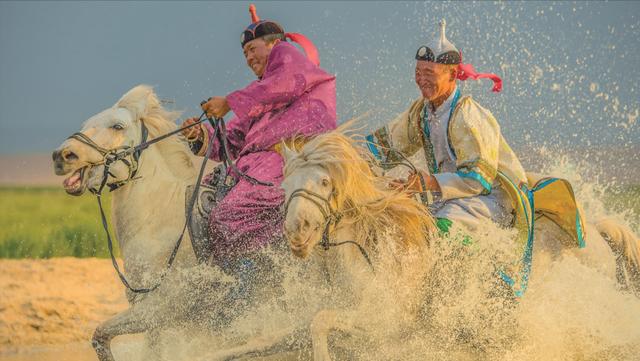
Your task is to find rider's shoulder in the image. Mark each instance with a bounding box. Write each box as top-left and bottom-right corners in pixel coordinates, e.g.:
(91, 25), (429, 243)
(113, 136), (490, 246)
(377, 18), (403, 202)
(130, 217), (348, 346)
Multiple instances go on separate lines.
(453, 94), (496, 122)
(272, 41), (305, 60)
(451, 94), (499, 130)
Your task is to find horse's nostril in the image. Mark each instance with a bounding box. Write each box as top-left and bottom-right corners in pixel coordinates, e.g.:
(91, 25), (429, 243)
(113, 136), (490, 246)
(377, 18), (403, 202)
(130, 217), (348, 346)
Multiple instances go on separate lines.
(62, 150), (78, 162)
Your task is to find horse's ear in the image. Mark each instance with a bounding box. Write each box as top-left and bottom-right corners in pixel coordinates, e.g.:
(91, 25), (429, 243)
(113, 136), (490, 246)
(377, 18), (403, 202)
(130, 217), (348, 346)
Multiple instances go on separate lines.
(115, 85), (158, 121)
(280, 142), (297, 162)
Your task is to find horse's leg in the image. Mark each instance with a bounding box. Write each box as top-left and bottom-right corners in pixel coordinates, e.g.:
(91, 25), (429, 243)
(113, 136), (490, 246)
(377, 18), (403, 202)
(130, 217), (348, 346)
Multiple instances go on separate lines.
(144, 327), (164, 361)
(92, 307), (149, 361)
(310, 309), (362, 361)
(204, 326), (309, 361)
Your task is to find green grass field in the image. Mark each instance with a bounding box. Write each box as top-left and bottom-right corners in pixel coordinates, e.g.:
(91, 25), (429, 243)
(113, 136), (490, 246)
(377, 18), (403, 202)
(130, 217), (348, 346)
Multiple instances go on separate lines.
(0, 187), (117, 258)
(0, 185), (637, 259)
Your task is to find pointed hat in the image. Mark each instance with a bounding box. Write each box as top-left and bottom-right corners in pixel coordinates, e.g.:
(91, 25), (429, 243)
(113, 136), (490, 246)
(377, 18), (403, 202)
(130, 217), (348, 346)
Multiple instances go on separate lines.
(415, 19), (502, 92)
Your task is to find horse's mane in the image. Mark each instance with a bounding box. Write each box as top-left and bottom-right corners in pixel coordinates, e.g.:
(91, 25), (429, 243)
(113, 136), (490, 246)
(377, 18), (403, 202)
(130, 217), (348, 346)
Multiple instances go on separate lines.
(285, 129), (436, 252)
(116, 85), (196, 181)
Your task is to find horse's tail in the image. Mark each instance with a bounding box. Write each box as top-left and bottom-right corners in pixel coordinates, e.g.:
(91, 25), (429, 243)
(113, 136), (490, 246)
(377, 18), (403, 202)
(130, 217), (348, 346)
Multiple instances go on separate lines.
(595, 218), (640, 296)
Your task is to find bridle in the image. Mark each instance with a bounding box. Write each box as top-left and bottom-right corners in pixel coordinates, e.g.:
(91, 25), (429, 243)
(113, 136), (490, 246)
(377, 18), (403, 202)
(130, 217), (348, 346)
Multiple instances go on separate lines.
(284, 186), (374, 272)
(67, 112), (211, 196)
(65, 113), (215, 295)
(68, 123), (149, 195)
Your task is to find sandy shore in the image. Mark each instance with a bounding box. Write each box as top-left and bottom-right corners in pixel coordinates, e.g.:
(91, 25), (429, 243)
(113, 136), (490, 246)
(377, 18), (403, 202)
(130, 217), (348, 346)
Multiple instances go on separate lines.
(0, 259), (294, 361)
(0, 258), (128, 359)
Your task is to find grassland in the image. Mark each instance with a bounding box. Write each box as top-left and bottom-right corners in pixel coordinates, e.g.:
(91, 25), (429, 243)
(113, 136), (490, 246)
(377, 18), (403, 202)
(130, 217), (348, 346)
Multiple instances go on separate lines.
(0, 187), (117, 258)
(0, 185), (637, 259)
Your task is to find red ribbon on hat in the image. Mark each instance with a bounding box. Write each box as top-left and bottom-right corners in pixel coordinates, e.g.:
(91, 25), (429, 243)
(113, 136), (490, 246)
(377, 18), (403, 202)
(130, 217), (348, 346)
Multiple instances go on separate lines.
(249, 4), (260, 22)
(456, 52), (502, 93)
(248, 4), (320, 67)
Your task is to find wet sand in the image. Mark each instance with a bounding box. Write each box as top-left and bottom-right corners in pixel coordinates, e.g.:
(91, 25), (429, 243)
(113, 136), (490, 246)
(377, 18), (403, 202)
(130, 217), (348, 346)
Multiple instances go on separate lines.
(0, 258), (129, 360)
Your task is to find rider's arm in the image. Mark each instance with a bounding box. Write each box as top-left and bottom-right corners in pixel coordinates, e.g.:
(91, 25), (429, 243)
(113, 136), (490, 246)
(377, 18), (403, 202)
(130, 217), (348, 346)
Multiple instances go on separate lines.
(365, 98), (424, 169)
(225, 42), (335, 122)
(432, 97), (500, 201)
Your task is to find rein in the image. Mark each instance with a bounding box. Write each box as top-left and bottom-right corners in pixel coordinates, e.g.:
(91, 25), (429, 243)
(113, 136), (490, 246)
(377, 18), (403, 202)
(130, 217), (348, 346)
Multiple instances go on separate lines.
(68, 114), (207, 194)
(284, 188), (375, 272)
(68, 112), (241, 294)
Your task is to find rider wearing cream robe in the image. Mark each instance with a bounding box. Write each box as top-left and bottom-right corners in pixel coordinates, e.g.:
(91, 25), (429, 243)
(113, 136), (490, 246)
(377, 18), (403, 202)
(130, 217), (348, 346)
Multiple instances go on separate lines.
(367, 19), (525, 233)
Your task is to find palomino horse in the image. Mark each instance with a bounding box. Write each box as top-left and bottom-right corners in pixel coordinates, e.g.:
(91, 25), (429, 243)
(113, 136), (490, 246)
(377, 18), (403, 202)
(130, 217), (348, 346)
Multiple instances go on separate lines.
(208, 128), (640, 360)
(53, 85), (232, 361)
(203, 129), (438, 360)
(282, 131), (440, 360)
(280, 131), (640, 360)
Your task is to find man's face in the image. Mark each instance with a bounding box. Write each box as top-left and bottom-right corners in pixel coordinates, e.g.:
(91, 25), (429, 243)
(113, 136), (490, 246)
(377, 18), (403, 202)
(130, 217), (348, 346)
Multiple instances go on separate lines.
(243, 38), (277, 78)
(414, 61), (454, 101)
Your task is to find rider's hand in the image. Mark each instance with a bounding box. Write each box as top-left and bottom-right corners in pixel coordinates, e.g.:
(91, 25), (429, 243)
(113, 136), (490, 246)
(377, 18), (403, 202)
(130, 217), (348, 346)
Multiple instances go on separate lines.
(181, 117), (202, 141)
(201, 96), (231, 119)
(395, 170), (441, 194)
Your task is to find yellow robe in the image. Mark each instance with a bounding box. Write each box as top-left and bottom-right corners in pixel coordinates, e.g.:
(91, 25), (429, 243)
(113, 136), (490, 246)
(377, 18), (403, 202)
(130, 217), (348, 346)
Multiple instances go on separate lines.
(367, 93), (586, 295)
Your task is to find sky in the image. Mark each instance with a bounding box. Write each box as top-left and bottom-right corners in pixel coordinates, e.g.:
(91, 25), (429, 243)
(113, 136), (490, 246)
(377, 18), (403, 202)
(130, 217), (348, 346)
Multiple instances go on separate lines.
(0, 1), (638, 156)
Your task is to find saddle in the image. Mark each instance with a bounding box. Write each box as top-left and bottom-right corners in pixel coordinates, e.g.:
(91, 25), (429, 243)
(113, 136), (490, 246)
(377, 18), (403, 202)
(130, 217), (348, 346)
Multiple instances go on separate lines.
(186, 164), (236, 263)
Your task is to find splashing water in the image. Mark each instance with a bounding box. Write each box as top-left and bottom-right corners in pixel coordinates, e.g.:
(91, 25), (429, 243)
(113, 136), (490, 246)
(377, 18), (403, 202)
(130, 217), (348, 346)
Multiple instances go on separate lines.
(112, 153), (639, 361)
(101, 2), (639, 359)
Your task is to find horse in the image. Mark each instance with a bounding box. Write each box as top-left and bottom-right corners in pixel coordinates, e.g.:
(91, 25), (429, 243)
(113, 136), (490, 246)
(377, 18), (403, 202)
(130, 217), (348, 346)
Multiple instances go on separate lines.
(53, 85), (237, 361)
(53, 85), (640, 360)
(282, 130), (444, 360)
(206, 127), (640, 360)
(201, 129), (438, 361)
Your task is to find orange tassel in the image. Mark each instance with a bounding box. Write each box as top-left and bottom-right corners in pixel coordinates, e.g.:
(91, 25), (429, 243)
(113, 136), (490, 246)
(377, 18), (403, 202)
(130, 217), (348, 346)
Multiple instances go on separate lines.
(249, 4), (260, 23)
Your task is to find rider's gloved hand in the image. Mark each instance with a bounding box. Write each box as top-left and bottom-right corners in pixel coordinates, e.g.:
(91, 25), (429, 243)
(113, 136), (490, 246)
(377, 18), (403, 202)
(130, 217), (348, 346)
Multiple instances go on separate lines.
(181, 117), (203, 141)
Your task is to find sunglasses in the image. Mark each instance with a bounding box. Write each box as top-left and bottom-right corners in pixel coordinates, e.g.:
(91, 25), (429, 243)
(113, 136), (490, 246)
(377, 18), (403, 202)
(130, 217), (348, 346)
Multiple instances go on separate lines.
(415, 46), (461, 65)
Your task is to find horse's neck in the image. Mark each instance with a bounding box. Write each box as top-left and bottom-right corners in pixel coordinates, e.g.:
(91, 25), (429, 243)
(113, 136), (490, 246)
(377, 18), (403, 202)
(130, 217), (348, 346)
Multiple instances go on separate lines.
(323, 224), (374, 293)
(327, 216), (431, 306)
(111, 147), (197, 272)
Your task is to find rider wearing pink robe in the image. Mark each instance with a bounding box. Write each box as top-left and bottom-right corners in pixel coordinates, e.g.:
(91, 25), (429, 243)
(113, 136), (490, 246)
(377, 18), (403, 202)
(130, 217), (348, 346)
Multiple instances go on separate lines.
(206, 41), (335, 262)
(184, 5), (336, 265)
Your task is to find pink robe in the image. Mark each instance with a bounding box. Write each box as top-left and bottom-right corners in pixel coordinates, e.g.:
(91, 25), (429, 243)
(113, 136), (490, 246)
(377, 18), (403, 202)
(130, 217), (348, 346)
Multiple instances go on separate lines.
(202, 41), (336, 263)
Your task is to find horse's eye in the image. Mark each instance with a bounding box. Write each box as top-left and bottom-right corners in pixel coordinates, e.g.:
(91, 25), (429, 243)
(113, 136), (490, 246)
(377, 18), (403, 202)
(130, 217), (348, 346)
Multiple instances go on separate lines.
(112, 124), (124, 130)
(321, 178), (330, 187)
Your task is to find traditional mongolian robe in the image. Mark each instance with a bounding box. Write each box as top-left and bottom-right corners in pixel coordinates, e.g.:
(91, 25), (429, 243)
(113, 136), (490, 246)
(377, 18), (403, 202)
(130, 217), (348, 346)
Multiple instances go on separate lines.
(367, 87), (586, 294)
(368, 87), (527, 229)
(199, 41), (336, 263)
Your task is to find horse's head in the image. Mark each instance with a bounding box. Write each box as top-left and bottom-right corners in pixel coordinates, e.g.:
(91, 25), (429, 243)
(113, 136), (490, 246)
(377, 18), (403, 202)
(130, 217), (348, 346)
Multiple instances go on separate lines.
(52, 85), (160, 195)
(281, 131), (378, 258)
(281, 151), (334, 258)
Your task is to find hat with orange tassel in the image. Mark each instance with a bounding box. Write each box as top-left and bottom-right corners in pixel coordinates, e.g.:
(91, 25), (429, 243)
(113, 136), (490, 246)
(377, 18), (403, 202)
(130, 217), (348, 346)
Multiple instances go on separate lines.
(240, 4), (320, 66)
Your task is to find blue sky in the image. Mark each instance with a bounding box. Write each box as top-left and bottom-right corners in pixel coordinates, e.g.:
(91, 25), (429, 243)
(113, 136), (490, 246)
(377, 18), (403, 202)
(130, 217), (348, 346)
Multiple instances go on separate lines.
(0, 1), (638, 155)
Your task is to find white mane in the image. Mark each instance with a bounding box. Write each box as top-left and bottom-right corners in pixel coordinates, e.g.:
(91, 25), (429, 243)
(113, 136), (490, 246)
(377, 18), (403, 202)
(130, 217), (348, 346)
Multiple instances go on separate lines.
(116, 85), (196, 181)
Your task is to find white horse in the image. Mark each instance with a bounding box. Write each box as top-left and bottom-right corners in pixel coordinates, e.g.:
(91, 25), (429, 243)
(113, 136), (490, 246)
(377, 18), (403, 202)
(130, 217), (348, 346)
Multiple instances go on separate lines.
(210, 128), (640, 360)
(282, 131), (443, 360)
(53, 85), (640, 360)
(53, 85), (233, 361)
(202, 130), (438, 361)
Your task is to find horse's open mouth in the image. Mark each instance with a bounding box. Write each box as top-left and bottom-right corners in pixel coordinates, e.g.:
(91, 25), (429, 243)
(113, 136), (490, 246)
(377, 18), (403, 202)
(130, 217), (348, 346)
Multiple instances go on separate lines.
(289, 227), (320, 258)
(62, 166), (88, 195)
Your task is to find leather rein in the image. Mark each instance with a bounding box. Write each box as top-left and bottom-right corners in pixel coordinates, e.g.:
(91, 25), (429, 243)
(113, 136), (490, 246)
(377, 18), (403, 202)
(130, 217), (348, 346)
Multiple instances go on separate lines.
(68, 112), (262, 294)
(284, 188), (375, 272)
